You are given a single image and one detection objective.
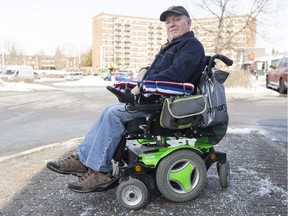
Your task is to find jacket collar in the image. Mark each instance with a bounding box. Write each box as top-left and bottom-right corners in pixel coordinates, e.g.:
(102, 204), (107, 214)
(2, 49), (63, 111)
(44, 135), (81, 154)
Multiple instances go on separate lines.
(170, 31), (195, 44)
(161, 31), (195, 51)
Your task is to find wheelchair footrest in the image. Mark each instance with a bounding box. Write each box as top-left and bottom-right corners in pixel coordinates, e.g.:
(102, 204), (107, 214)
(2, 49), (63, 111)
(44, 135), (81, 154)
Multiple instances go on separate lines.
(92, 177), (119, 192)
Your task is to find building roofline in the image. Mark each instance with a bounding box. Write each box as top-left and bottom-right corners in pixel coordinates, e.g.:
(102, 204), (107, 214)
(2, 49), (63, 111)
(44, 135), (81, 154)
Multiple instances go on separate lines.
(93, 12), (159, 22)
(193, 14), (256, 22)
(93, 12), (255, 22)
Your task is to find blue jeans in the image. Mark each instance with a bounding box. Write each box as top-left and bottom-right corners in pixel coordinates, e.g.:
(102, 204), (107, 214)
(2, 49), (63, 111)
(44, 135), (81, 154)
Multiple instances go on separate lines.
(77, 103), (151, 172)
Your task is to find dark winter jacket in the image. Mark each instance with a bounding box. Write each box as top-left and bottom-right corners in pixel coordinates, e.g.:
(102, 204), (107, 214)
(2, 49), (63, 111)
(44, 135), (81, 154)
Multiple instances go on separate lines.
(139, 31), (227, 144)
(142, 31), (206, 89)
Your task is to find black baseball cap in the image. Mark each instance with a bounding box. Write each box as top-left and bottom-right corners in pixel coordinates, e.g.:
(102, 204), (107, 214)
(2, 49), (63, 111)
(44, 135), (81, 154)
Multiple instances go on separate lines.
(160, 6), (190, 22)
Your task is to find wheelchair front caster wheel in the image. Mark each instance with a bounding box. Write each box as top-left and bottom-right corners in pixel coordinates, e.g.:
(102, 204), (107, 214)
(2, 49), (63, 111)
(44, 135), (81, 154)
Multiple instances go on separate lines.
(217, 161), (230, 188)
(116, 178), (148, 210)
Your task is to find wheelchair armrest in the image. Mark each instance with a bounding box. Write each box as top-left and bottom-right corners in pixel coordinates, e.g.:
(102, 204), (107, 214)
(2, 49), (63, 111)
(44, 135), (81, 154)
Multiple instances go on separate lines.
(106, 86), (134, 104)
(126, 103), (162, 112)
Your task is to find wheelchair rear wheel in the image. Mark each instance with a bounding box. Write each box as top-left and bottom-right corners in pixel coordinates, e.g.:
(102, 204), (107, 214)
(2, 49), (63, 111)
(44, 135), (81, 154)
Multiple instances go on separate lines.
(156, 149), (206, 202)
(116, 178), (148, 210)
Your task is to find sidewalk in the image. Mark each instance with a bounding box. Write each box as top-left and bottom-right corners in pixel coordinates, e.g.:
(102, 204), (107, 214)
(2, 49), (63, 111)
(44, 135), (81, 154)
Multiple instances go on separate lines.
(0, 132), (287, 215)
(0, 138), (80, 209)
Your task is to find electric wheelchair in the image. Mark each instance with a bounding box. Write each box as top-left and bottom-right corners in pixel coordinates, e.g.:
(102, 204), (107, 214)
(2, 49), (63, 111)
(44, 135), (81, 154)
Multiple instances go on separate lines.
(101, 54), (233, 210)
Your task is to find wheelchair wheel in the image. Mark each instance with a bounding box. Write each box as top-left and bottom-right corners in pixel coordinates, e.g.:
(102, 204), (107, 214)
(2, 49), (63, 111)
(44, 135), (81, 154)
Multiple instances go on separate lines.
(156, 149), (206, 202)
(116, 178), (148, 210)
(217, 161), (230, 188)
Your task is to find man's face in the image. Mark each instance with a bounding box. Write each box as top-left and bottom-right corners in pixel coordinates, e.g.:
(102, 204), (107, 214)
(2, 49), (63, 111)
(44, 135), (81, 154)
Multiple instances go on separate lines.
(164, 13), (191, 42)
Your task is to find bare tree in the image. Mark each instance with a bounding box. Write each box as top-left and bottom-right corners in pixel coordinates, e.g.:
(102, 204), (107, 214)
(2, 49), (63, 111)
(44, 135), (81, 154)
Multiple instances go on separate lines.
(59, 43), (79, 70)
(54, 47), (66, 69)
(3, 40), (20, 65)
(196, 0), (270, 54)
(81, 49), (92, 67)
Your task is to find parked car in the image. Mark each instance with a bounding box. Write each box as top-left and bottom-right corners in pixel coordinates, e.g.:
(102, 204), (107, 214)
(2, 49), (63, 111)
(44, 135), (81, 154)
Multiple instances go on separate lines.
(94, 68), (110, 79)
(64, 72), (83, 81)
(104, 73), (131, 82)
(266, 57), (288, 93)
(0, 65), (34, 81)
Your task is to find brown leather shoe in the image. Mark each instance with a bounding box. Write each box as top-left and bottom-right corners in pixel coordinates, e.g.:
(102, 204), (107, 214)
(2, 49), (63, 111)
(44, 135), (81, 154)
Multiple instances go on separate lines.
(68, 169), (112, 193)
(46, 154), (88, 177)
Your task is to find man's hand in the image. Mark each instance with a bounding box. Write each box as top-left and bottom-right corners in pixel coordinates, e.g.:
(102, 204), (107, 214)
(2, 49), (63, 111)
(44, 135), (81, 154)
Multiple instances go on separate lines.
(137, 68), (147, 81)
(131, 68), (148, 95)
(131, 86), (140, 95)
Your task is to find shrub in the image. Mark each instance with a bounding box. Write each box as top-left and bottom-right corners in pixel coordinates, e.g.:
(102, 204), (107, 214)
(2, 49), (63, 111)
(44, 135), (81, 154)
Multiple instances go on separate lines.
(225, 70), (252, 88)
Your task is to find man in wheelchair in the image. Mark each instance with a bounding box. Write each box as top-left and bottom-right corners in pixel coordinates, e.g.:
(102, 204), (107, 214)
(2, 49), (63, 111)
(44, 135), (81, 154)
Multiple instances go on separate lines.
(47, 5), (205, 189)
(47, 6), (230, 209)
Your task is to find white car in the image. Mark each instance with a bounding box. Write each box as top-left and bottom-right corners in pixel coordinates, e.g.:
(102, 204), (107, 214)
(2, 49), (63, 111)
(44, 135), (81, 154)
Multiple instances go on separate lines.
(1, 65), (34, 81)
(64, 72), (83, 81)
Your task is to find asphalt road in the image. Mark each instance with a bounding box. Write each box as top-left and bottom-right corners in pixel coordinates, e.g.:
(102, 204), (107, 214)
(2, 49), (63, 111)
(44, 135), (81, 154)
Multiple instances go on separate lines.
(0, 86), (116, 157)
(0, 83), (287, 215)
(227, 95), (287, 148)
(0, 85), (287, 158)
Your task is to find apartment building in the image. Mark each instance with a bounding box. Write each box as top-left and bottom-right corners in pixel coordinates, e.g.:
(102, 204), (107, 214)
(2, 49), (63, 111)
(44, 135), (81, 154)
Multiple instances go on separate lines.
(193, 15), (256, 67)
(92, 13), (167, 71)
(92, 13), (256, 70)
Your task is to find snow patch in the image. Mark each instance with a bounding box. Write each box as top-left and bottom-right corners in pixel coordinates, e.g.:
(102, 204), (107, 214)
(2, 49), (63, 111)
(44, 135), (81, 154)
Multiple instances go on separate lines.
(227, 127), (257, 134)
(52, 76), (112, 87)
(0, 79), (56, 91)
(237, 167), (287, 202)
(256, 178), (286, 196)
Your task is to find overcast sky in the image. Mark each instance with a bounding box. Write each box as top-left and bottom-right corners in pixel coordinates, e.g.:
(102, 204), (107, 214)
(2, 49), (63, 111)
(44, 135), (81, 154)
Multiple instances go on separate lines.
(0, 0), (287, 56)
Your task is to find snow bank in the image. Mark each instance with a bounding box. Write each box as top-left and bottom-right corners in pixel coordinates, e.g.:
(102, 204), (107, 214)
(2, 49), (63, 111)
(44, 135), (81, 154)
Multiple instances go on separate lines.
(52, 76), (113, 87)
(0, 78), (56, 91)
(226, 75), (280, 97)
(0, 75), (280, 98)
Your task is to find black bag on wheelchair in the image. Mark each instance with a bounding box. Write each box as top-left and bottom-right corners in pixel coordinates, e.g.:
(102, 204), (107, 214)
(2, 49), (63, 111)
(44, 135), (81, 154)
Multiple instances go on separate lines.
(199, 68), (229, 127)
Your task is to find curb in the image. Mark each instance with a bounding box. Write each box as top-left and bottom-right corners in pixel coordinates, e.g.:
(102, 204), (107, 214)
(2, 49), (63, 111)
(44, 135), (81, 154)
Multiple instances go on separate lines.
(0, 137), (82, 163)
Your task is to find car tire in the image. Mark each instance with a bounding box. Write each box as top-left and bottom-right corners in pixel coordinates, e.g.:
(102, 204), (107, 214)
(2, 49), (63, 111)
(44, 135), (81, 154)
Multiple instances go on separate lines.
(265, 76), (270, 89)
(279, 79), (287, 93)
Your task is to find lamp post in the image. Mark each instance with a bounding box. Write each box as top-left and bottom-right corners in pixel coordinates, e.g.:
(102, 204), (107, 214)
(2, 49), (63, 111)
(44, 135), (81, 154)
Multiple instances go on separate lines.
(1, 40), (4, 68)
